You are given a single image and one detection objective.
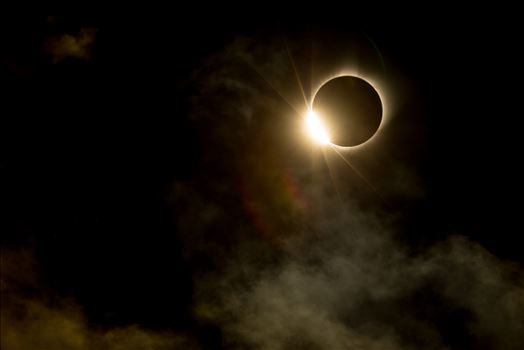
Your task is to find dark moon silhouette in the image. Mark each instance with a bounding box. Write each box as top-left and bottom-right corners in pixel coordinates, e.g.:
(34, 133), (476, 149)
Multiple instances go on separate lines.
(312, 76), (383, 147)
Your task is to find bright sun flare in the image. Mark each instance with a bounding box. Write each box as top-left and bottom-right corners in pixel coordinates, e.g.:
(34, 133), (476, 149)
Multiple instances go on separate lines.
(306, 110), (331, 145)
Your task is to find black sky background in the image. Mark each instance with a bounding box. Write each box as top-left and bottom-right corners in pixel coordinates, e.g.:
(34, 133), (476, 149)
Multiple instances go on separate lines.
(2, 11), (523, 349)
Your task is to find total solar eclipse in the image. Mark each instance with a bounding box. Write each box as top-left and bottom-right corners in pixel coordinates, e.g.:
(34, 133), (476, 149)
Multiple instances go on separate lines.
(310, 76), (383, 148)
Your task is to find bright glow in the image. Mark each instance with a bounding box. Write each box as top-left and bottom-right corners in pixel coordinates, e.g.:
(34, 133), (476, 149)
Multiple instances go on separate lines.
(311, 72), (389, 152)
(306, 110), (331, 145)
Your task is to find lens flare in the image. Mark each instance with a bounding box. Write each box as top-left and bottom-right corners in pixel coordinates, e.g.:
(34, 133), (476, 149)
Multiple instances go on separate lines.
(306, 110), (331, 145)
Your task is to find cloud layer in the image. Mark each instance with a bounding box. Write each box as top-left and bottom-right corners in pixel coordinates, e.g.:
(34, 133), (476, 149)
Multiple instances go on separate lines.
(4, 28), (523, 350)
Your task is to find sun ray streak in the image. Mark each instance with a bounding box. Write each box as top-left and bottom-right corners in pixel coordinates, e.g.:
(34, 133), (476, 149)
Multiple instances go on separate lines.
(245, 63), (302, 117)
(321, 148), (344, 206)
(282, 34), (310, 110)
(330, 145), (388, 204)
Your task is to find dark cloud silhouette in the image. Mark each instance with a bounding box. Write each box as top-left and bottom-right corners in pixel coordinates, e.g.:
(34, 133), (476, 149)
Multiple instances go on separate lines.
(1, 248), (199, 350)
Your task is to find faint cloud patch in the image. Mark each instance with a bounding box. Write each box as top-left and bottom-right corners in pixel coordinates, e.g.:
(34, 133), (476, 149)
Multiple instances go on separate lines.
(44, 28), (97, 63)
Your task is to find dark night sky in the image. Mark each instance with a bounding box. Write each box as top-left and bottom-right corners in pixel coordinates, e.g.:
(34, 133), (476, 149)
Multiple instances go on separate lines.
(2, 11), (524, 350)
